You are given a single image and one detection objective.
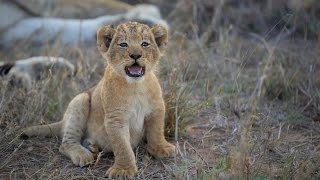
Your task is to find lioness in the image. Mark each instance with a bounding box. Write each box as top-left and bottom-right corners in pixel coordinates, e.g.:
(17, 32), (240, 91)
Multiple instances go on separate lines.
(21, 22), (175, 179)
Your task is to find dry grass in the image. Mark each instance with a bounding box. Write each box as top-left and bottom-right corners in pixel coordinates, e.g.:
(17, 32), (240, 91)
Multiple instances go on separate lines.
(1, 0), (320, 179)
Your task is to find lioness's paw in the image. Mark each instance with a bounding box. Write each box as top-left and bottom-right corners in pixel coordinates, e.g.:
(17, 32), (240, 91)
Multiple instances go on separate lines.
(68, 147), (94, 167)
(147, 142), (176, 158)
(106, 164), (137, 179)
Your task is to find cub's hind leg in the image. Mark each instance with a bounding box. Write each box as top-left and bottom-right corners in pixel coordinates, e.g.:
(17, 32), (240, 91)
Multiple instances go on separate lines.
(58, 93), (94, 167)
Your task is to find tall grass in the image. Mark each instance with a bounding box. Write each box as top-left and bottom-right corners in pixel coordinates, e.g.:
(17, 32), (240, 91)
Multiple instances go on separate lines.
(0, 0), (319, 179)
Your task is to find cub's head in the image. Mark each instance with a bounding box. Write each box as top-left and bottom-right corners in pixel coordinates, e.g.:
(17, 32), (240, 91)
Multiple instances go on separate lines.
(97, 22), (168, 82)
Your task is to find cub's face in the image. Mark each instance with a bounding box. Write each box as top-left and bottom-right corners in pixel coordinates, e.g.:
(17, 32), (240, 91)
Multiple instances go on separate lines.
(97, 22), (168, 82)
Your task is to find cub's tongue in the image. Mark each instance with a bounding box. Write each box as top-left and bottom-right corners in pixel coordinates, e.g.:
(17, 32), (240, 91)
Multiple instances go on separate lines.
(127, 64), (143, 75)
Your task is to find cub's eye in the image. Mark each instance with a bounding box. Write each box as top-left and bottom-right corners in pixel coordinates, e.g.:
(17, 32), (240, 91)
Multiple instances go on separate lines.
(141, 42), (150, 47)
(119, 43), (128, 47)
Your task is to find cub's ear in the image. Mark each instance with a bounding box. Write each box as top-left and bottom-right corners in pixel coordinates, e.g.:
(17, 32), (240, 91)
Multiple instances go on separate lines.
(96, 25), (116, 52)
(151, 24), (168, 53)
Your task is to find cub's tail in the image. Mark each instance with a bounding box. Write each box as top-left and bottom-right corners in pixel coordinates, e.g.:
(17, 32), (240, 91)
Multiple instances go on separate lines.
(20, 121), (63, 139)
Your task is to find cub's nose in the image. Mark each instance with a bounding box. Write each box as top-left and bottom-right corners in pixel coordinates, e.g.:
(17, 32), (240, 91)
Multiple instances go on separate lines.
(130, 54), (142, 60)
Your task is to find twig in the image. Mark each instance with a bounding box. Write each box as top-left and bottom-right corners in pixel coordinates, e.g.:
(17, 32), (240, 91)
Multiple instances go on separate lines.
(185, 141), (209, 167)
(93, 151), (103, 168)
(278, 122), (284, 139)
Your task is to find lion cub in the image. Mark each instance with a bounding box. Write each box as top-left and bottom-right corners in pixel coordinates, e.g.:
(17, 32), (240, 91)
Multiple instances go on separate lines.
(22, 22), (175, 179)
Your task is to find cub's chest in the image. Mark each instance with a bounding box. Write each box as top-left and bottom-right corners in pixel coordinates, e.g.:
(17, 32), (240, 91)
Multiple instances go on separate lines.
(128, 94), (152, 134)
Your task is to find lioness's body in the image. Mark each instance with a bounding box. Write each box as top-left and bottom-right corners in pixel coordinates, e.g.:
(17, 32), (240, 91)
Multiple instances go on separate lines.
(22, 22), (175, 179)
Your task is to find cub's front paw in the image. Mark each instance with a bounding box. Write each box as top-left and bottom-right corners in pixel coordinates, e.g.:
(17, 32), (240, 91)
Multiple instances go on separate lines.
(147, 142), (176, 158)
(59, 145), (94, 167)
(106, 164), (137, 179)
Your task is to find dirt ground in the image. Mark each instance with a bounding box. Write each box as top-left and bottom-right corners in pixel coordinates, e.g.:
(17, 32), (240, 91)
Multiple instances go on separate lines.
(1, 0), (320, 179)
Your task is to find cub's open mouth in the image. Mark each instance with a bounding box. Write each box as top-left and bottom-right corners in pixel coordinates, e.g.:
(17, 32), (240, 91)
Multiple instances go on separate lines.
(125, 63), (145, 77)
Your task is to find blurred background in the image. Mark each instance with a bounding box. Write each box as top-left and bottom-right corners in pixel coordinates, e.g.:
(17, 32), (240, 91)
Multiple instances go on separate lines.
(0, 0), (319, 179)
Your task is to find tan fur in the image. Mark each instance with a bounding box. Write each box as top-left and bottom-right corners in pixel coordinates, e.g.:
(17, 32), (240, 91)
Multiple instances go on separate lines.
(22, 22), (175, 179)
